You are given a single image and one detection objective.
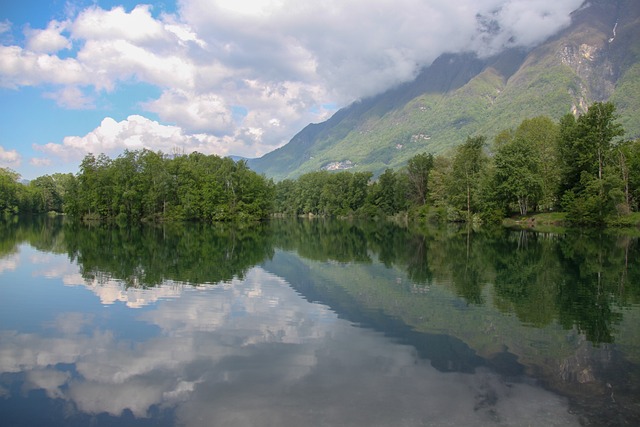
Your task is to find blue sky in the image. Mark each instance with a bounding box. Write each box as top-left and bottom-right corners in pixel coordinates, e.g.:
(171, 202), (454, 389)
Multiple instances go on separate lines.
(0, 0), (584, 180)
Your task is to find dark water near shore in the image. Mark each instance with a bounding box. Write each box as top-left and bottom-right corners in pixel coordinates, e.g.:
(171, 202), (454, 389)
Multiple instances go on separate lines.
(0, 217), (639, 426)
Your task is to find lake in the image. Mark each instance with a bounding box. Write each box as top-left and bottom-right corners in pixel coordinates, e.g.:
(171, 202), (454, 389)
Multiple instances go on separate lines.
(0, 217), (639, 426)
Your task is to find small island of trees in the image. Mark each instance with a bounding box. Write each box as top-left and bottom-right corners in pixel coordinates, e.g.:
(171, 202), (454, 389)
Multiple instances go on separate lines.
(2, 102), (640, 227)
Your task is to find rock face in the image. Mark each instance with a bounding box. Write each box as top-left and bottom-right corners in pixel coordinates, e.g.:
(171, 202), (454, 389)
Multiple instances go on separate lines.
(249, 0), (640, 181)
(559, 42), (615, 113)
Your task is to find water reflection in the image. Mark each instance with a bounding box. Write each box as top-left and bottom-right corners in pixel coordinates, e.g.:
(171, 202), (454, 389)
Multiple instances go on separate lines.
(0, 257), (579, 426)
(0, 217), (639, 426)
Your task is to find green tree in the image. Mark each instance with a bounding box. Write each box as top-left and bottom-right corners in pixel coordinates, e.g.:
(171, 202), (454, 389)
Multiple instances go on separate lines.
(448, 136), (488, 218)
(29, 175), (60, 213)
(558, 102), (625, 224)
(0, 168), (22, 215)
(617, 138), (640, 212)
(493, 136), (542, 215)
(68, 150), (274, 222)
(427, 155), (451, 208)
(274, 179), (297, 215)
(513, 116), (559, 210)
(370, 169), (407, 215)
(407, 152), (434, 206)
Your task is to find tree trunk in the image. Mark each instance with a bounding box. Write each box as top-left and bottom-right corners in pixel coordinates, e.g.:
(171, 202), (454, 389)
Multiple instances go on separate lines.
(620, 149), (630, 209)
(467, 184), (471, 219)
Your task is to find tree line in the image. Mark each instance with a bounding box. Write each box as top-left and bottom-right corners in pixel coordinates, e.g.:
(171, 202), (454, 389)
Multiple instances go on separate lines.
(1, 150), (275, 222)
(1, 102), (639, 226)
(274, 102), (640, 226)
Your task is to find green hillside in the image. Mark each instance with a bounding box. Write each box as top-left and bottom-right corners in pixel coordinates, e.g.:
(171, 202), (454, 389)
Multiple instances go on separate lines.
(250, 0), (640, 181)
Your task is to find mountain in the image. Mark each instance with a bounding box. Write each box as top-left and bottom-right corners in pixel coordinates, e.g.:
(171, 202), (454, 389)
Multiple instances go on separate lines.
(249, 0), (640, 181)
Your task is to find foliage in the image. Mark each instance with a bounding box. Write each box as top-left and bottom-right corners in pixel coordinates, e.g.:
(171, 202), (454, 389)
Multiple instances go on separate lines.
(558, 102), (626, 225)
(0, 168), (21, 215)
(274, 170), (376, 217)
(407, 152), (434, 206)
(66, 150), (274, 222)
(0, 168), (73, 216)
(493, 133), (543, 215)
(6, 104), (640, 229)
(447, 136), (488, 217)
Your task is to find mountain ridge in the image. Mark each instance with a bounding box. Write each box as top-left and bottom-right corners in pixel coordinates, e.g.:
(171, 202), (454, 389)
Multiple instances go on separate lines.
(249, 0), (640, 180)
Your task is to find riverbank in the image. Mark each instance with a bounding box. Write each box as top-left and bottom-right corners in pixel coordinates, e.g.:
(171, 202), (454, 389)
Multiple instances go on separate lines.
(502, 212), (640, 233)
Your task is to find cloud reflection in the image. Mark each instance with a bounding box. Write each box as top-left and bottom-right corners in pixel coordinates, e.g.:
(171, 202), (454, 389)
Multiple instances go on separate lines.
(0, 252), (19, 274)
(0, 248), (580, 426)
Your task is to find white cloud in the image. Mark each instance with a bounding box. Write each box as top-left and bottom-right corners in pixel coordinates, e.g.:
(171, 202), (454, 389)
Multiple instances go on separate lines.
(24, 369), (71, 399)
(178, 0), (582, 102)
(0, 145), (21, 168)
(0, 253), (19, 274)
(43, 85), (95, 109)
(0, 20), (12, 34)
(0, 0), (585, 169)
(33, 114), (270, 161)
(24, 20), (71, 53)
(70, 5), (166, 43)
(0, 45), (89, 89)
(29, 157), (52, 167)
(144, 89), (234, 134)
(469, 0), (583, 56)
(76, 38), (195, 90)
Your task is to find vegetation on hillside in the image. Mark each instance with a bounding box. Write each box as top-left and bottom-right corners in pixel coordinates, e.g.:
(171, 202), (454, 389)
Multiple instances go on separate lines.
(2, 102), (638, 227)
(272, 102), (640, 227)
(250, 1), (640, 181)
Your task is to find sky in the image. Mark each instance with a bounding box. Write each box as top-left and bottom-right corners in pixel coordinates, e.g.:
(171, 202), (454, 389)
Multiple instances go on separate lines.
(0, 0), (585, 179)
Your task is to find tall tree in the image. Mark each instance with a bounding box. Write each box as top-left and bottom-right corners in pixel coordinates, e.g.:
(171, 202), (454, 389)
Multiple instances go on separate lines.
(617, 138), (640, 211)
(407, 152), (434, 206)
(448, 136), (488, 217)
(514, 116), (559, 210)
(493, 136), (542, 216)
(0, 168), (21, 215)
(371, 169), (401, 215)
(557, 102), (625, 224)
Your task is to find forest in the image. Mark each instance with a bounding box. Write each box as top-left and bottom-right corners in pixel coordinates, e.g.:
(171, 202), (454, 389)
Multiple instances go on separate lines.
(2, 102), (640, 226)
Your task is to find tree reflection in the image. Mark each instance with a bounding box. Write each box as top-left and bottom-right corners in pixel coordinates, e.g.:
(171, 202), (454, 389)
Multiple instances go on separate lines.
(1, 218), (638, 344)
(63, 222), (274, 287)
(490, 229), (639, 343)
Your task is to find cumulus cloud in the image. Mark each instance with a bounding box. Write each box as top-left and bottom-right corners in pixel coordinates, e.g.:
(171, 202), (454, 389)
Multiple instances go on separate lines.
(1, 0), (584, 166)
(0, 45), (90, 88)
(0, 145), (21, 168)
(24, 20), (71, 53)
(70, 5), (166, 43)
(179, 0), (583, 101)
(43, 86), (95, 109)
(144, 89), (234, 134)
(33, 114), (274, 161)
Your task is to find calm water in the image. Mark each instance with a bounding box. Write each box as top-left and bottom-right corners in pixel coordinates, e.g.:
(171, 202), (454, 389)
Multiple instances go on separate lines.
(0, 218), (639, 426)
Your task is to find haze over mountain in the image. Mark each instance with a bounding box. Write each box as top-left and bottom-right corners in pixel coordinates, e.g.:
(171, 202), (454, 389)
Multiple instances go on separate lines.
(249, 0), (640, 180)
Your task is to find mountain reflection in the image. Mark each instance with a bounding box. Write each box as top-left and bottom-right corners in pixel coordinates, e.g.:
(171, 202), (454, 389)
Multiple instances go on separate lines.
(1, 218), (639, 425)
(0, 262), (580, 427)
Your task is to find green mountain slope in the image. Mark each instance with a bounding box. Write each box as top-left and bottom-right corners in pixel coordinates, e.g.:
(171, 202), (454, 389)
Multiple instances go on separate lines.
(250, 0), (640, 180)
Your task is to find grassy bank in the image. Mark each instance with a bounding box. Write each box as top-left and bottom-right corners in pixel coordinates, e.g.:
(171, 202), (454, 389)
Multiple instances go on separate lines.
(502, 212), (640, 233)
